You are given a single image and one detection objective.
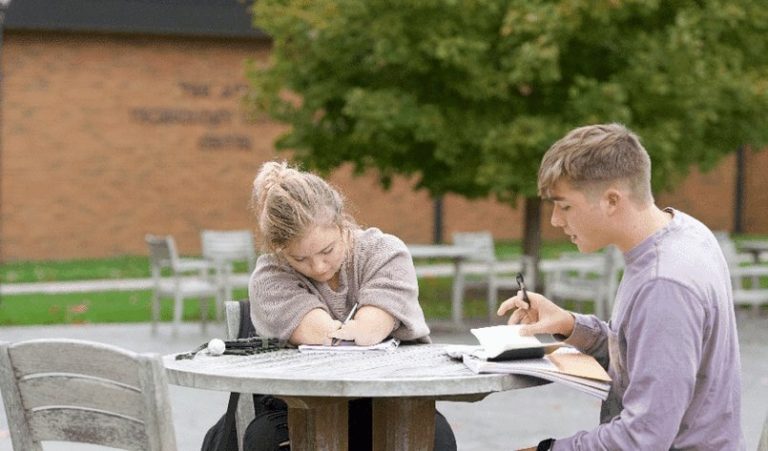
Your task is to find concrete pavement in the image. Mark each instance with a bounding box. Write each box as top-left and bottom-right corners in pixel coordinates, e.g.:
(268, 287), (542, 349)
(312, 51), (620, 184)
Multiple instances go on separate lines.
(0, 315), (766, 450)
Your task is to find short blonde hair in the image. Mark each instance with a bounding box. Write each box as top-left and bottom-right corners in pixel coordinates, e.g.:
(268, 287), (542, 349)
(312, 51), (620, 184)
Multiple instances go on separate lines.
(538, 123), (652, 203)
(251, 161), (358, 254)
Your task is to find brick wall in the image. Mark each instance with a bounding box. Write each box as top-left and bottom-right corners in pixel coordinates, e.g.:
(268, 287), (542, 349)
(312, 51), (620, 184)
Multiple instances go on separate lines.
(1, 31), (766, 261)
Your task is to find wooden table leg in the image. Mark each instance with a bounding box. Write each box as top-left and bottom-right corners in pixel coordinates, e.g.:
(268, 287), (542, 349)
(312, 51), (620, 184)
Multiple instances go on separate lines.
(372, 398), (436, 451)
(280, 396), (349, 451)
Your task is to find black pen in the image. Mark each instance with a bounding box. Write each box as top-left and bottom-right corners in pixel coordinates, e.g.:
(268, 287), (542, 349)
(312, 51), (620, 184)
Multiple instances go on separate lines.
(516, 272), (530, 307)
(331, 302), (359, 346)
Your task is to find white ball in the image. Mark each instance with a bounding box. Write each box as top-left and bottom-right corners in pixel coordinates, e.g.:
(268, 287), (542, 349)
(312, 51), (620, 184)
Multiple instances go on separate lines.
(207, 338), (226, 356)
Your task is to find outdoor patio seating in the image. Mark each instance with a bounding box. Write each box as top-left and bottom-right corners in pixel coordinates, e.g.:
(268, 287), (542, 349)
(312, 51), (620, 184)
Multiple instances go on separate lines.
(146, 234), (221, 336)
(451, 231), (535, 323)
(541, 246), (623, 319)
(715, 232), (768, 312)
(201, 229), (258, 320)
(0, 338), (177, 450)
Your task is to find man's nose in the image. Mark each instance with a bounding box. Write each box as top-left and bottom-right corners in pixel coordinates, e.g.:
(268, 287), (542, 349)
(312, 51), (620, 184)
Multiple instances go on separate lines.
(551, 209), (564, 228)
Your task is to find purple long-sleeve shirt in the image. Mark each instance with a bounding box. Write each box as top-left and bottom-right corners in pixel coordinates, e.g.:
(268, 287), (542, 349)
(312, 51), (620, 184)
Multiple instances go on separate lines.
(554, 210), (745, 450)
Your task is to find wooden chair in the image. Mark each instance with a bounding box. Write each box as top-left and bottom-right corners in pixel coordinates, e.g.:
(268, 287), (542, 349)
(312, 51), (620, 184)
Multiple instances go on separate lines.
(715, 232), (768, 313)
(0, 338), (176, 451)
(201, 229), (258, 320)
(146, 234), (221, 336)
(542, 246), (623, 319)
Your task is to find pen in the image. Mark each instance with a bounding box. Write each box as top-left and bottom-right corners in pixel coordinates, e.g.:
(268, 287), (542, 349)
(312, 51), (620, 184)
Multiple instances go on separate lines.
(332, 302), (359, 346)
(516, 272), (530, 307)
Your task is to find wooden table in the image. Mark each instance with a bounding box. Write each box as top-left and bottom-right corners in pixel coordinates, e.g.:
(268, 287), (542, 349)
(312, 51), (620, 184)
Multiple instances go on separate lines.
(163, 344), (544, 451)
(407, 244), (480, 327)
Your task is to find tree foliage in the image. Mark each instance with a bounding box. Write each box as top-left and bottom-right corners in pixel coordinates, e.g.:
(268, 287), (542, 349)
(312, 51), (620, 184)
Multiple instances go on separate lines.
(247, 0), (768, 205)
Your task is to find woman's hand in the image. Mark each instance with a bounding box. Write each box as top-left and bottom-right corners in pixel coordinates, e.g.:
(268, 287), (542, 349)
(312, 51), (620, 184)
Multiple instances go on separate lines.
(497, 290), (575, 338)
(289, 308), (342, 346)
(330, 305), (395, 346)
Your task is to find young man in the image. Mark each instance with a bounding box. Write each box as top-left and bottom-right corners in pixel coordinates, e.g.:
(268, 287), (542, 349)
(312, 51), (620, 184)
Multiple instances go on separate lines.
(499, 124), (745, 450)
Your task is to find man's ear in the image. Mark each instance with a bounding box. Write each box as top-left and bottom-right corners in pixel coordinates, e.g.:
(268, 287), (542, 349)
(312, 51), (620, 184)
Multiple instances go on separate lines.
(602, 188), (622, 215)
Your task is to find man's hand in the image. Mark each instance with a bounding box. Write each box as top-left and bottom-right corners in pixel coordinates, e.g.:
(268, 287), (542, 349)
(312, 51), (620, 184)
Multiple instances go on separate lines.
(498, 290), (575, 338)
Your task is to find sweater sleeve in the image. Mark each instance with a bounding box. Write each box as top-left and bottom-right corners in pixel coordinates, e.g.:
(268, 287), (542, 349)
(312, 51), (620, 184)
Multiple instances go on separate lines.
(355, 230), (431, 343)
(555, 279), (705, 450)
(564, 313), (611, 370)
(248, 254), (327, 342)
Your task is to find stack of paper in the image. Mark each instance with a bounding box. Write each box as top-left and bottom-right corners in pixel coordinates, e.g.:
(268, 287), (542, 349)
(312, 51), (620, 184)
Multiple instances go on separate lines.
(462, 348), (611, 400)
(453, 325), (611, 400)
(298, 337), (400, 353)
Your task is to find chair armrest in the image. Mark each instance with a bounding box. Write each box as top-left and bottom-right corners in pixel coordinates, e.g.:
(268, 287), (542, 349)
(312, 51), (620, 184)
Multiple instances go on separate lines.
(730, 265), (768, 277)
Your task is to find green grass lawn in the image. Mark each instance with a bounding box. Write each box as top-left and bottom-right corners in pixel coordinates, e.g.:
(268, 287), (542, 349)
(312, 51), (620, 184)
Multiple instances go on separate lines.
(0, 279), (502, 326)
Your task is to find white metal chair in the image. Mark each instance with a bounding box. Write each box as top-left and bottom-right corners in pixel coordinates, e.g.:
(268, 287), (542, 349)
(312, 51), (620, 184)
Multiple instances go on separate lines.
(542, 246), (623, 319)
(225, 301), (258, 451)
(146, 234), (221, 336)
(451, 231), (499, 323)
(488, 255), (536, 316)
(0, 338), (176, 451)
(715, 232), (768, 313)
(451, 231), (534, 323)
(202, 229), (258, 320)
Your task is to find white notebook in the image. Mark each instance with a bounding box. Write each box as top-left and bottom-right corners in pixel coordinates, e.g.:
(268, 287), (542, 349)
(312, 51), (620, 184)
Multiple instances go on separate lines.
(470, 325), (566, 361)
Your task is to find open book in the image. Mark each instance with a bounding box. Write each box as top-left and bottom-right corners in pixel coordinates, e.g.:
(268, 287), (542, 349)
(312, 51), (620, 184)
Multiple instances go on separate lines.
(447, 325), (611, 400)
(462, 348), (611, 400)
(470, 325), (566, 361)
(298, 337), (400, 353)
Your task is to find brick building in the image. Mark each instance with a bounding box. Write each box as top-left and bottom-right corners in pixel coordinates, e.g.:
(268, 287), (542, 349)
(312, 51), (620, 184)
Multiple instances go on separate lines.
(1, 1), (766, 262)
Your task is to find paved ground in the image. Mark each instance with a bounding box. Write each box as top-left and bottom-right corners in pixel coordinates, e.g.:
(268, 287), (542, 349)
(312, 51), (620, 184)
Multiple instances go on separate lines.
(1, 315), (766, 450)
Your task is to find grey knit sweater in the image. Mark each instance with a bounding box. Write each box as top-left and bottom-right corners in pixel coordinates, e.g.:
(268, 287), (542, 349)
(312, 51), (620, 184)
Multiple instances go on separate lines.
(248, 227), (431, 343)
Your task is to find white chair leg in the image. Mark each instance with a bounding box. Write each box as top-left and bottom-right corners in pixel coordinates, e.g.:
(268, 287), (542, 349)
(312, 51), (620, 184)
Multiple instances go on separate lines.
(173, 292), (184, 337)
(488, 277), (498, 324)
(151, 291), (160, 335)
(200, 298), (208, 334)
(452, 262), (466, 327)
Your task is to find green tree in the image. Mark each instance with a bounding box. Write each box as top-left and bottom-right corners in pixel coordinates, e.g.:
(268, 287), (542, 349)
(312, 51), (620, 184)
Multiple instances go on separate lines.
(246, 0), (768, 269)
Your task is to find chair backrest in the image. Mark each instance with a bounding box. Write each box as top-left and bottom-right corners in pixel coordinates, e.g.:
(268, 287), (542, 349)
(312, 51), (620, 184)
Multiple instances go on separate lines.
(225, 300), (256, 340)
(600, 245), (623, 309)
(452, 231), (496, 264)
(544, 246), (623, 319)
(0, 339), (176, 451)
(713, 231), (743, 269)
(145, 234), (180, 276)
(224, 300), (259, 450)
(201, 230), (257, 271)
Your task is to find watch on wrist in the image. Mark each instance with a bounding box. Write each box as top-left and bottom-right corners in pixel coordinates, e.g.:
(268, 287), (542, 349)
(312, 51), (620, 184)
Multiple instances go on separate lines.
(536, 438), (555, 451)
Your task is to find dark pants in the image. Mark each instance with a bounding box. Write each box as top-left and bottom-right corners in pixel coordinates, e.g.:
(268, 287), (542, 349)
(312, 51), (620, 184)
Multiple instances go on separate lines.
(243, 395), (457, 451)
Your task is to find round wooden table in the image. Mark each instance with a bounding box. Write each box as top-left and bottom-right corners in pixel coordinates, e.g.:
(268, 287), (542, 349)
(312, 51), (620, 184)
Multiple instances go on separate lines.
(163, 343), (545, 451)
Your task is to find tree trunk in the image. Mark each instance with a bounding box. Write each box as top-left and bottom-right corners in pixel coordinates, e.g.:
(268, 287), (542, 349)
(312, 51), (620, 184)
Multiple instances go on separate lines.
(522, 196), (543, 292)
(432, 196), (444, 244)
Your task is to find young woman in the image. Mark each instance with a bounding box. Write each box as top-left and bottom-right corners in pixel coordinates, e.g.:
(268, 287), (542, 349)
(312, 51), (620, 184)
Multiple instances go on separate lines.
(244, 160), (456, 451)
